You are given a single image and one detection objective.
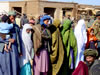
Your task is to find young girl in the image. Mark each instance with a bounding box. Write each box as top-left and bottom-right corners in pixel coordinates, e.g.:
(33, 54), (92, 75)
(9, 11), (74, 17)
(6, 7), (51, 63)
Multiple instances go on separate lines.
(86, 28), (98, 49)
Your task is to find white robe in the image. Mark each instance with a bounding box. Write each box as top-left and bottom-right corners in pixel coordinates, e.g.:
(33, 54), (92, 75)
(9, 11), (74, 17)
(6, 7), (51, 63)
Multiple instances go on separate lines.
(20, 24), (33, 68)
(74, 19), (87, 68)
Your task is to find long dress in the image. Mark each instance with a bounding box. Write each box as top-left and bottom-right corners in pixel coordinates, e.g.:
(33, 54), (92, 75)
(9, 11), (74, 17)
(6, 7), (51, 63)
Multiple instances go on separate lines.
(0, 24), (21, 75)
(74, 19), (87, 68)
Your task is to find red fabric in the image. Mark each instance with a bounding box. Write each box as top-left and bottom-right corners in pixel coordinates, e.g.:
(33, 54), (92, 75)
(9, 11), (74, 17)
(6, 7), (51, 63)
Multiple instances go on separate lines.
(72, 61), (88, 75)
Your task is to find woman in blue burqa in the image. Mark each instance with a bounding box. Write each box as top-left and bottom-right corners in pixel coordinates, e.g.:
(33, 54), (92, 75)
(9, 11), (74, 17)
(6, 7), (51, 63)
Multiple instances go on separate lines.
(0, 11), (22, 75)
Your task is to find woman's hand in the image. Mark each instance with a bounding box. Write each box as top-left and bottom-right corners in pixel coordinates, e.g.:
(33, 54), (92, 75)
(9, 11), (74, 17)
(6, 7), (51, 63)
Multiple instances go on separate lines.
(9, 39), (15, 43)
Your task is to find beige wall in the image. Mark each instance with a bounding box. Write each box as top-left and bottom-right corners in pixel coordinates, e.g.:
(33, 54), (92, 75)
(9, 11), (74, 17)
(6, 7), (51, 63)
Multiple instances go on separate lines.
(8, 1), (78, 20)
(9, 1), (40, 18)
(0, 2), (10, 14)
(0, 1), (99, 20)
(39, 1), (78, 20)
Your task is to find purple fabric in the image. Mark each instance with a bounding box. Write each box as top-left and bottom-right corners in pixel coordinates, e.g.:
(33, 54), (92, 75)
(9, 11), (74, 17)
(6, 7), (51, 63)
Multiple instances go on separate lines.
(33, 48), (49, 73)
(70, 47), (74, 69)
(89, 41), (96, 49)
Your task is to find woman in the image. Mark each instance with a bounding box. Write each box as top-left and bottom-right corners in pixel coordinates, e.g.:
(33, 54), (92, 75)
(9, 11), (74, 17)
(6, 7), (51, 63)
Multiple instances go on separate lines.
(33, 15), (51, 75)
(74, 19), (87, 68)
(61, 19), (77, 75)
(20, 24), (33, 75)
(49, 19), (64, 75)
(0, 11), (21, 75)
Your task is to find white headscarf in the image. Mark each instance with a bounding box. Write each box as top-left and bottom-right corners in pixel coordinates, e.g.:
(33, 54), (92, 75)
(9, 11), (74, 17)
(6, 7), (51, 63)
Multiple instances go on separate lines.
(74, 19), (87, 46)
(21, 24), (33, 66)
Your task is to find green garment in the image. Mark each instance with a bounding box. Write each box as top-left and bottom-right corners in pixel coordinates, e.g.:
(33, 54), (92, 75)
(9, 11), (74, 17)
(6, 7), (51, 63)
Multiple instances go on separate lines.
(61, 19), (77, 68)
(50, 19), (64, 75)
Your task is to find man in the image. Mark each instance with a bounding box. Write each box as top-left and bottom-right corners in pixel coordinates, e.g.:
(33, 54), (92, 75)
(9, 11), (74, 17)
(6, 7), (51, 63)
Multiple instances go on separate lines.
(0, 11), (22, 75)
(84, 49), (100, 75)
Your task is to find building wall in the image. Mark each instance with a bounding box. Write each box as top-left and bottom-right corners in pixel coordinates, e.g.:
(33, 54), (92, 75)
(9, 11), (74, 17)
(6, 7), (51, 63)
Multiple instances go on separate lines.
(39, 1), (78, 20)
(9, 1), (39, 18)
(0, 2), (10, 14)
(0, 1), (100, 20)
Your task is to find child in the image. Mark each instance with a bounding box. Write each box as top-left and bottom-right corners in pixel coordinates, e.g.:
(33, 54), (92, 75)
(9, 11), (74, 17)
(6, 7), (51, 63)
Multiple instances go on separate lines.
(0, 15), (13, 52)
(86, 28), (98, 49)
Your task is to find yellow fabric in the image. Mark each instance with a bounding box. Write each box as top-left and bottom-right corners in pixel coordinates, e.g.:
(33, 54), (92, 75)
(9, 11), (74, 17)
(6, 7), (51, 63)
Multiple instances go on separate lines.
(15, 18), (21, 28)
(50, 19), (64, 75)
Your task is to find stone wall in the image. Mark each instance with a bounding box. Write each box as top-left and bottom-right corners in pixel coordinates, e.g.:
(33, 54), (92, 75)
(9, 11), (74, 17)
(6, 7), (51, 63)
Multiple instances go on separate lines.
(1, 0), (99, 20)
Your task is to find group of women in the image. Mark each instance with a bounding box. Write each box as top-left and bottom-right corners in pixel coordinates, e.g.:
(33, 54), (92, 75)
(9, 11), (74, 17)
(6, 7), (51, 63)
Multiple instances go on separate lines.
(0, 11), (90, 75)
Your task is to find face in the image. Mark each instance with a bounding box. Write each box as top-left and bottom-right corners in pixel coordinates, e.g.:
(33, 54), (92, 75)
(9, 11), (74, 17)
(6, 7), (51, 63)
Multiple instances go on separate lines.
(86, 56), (95, 64)
(90, 30), (94, 36)
(44, 20), (49, 26)
(26, 29), (31, 33)
(9, 16), (15, 23)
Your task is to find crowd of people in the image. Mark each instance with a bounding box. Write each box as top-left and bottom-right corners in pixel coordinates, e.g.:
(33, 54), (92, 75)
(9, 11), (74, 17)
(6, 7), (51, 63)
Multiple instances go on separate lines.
(0, 10), (100, 75)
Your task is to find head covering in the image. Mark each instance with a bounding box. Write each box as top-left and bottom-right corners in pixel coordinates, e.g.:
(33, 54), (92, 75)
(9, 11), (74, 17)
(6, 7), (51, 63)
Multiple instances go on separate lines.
(61, 19), (71, 35)
(8, 11), (16, 16)
(74, 19), (87, 45)
(87, 27), (94, 35)
(53, 19), (61, 28)
(84, 49), (98, 57)
(96, 11), (100, 17)
(40, 15), (51, 27)
(74, 19), (87, 68)
(61, 19), (77, 68)
(22, 24), (33, 65)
